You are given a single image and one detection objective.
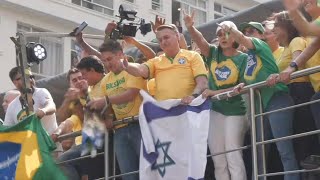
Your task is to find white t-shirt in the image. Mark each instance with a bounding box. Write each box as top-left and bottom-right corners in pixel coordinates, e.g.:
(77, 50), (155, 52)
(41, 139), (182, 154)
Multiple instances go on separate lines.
(4, 88), (62, 153)
(4, 88), (58, 135)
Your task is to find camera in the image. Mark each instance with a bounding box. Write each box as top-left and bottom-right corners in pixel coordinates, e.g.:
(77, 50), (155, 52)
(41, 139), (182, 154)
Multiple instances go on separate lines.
(110, 4), (151, 40)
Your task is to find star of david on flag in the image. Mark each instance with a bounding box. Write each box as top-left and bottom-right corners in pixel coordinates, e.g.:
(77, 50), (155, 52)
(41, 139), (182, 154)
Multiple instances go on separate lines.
(151, 139), (175, 177)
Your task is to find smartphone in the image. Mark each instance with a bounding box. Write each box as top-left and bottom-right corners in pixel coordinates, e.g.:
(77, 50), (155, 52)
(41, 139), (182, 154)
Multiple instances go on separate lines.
(75, 21), (88, 35)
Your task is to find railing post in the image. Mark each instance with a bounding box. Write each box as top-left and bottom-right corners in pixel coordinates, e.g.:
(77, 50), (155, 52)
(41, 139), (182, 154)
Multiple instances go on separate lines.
(250, 88), (258, 180)
(113, 142), (116, 180)
(105, 131), (109, 179)
(257, 91), (267, 180)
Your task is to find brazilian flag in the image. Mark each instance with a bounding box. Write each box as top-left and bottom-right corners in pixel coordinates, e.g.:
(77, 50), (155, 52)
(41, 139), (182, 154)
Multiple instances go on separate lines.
(0, 114), (66, 180)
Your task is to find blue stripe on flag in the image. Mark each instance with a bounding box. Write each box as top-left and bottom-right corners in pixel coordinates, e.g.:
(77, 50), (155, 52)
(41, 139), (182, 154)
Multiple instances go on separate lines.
(188, 178), (204, 180)
(143, 143), (158, 164)
(143, 100), (210, 123)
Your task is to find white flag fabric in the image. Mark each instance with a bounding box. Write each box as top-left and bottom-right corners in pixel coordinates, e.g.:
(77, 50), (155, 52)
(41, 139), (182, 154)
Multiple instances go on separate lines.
(139, 90), (210, 180)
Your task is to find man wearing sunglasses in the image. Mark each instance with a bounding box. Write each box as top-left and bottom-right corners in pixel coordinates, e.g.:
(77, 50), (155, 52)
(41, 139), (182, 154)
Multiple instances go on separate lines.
(3, 66), (62, 158)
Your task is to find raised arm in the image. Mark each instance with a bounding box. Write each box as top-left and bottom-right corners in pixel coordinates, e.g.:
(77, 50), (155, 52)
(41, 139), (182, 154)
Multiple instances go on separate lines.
(75, 32), (102, 58)
(289, 10), (320, 36)
(123, 37), (156, 60)
(223, 25), (255, 50)
(179, 33), (188, 50)
(183, 10), (210, 56)
(283, 0), (320, 36)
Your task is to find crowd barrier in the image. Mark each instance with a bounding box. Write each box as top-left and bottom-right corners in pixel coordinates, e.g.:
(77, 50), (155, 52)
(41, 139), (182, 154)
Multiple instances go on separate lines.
(15, 31), (320, 180)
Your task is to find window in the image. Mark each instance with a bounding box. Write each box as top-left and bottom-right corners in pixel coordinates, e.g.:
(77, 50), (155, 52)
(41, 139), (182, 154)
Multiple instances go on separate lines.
(152, 0), (162, 11)
(17, 23), (63, 76)
(214, 2), (237, 19)
(173, 0), (207, 28)
(72, 0), (114, 16)
(214, 3), (222, 12)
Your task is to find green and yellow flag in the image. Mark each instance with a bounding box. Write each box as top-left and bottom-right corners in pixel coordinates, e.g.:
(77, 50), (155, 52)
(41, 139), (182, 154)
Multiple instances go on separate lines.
(0, 114), (66, 180)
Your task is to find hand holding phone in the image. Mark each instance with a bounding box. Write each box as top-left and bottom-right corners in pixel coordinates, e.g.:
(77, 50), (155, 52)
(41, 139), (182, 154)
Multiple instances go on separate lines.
(70, 21), (88, 36)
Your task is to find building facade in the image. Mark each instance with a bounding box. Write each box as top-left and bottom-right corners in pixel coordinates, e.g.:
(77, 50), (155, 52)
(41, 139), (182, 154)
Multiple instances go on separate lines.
(0, 0), (260, 92)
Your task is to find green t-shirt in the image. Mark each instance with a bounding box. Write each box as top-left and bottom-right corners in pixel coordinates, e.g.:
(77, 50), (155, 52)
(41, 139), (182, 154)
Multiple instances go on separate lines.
(206, 46), (247, 116)
(244, 38), (288, 109)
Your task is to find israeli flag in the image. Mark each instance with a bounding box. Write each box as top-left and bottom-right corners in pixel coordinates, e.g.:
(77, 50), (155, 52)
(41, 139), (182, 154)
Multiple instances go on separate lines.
(139, 90), (210, 180)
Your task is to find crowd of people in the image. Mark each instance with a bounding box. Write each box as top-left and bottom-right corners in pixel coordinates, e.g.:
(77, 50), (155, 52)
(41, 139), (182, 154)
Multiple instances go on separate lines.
(2, 0), (320, 180)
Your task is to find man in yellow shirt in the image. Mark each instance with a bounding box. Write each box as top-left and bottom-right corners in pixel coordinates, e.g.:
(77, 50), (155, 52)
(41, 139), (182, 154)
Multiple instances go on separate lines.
(87, 39), (146, 180)
(123, 24), (208, 103)
(53, 68), (88, 146)
(57, 57), (107, 180)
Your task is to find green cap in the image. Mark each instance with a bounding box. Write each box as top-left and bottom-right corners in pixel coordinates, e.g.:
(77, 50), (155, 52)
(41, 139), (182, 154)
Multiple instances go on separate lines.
(239, 22), (265, 34)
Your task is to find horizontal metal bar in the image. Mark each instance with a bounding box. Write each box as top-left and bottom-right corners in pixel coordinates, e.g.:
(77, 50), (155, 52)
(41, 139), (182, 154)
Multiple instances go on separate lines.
(258, 167), (320, 177)
(57, 152), (104, 165)
(207, 145), (251, 157)
(22, 32), (105, 39)
(93, 170), (140, 180)
(257, 129), (320, 146)
(57, 130), (81, 141)
(107, 170), (139, 180)
(256, 98), (320, 117)
(20, 32), (160, 47)
(56, 117), (139, 141)
(211, 65), (320, 101)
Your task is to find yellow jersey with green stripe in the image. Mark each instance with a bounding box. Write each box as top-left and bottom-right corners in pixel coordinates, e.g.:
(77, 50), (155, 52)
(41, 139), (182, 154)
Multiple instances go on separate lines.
(101, 71), (146, 122)
(143, 49), (207, 101)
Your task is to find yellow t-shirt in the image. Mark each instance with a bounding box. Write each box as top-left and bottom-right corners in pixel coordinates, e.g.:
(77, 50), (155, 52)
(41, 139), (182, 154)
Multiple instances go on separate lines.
(147, 78), (156, 96)
(88, 77), (105, 99)
(68, 115), (82, 145)
(101, 71), (146, 121)
(306, 37), (320, 92)
(143, 49), (207, 100)
(276, 37), (309, 83)
(272, 46), (284, 61)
